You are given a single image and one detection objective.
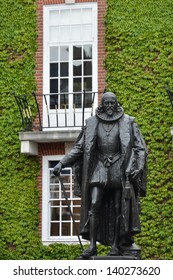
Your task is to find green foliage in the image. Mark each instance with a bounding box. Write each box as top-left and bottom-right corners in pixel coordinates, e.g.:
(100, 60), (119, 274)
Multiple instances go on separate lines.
(105, 0), (173, 259)
(0, 0), (41, 260)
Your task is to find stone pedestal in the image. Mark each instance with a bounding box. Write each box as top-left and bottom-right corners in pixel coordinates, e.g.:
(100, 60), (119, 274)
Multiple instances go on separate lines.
(77, 243), (141, 260)
(119, 243), (141, 260)
(77, 255), (137, 260)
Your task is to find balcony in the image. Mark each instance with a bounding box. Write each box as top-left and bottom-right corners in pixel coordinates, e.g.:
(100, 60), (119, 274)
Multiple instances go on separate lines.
(14, 91), (97, 155)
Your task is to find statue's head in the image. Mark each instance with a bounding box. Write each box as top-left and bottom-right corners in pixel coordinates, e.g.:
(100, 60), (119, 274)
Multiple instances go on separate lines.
(96, 92), (124, 121)
(101, 92), (118, 116)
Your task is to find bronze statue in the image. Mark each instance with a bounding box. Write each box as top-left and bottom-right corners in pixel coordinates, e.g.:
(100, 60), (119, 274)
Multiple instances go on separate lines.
(53, 92), (147, 259)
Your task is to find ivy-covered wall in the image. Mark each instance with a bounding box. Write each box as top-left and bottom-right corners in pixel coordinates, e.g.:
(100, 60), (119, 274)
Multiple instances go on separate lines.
(0, 0), (41, 259)
(105, 0), (173, 259)
(0, 0), (173, 260)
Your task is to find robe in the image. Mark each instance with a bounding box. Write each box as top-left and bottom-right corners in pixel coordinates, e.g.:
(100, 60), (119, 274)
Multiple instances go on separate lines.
(61, 113), (148, 245)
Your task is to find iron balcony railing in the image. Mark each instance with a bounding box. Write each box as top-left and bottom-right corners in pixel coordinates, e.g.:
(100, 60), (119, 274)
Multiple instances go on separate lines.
(13, 91), (96, 131)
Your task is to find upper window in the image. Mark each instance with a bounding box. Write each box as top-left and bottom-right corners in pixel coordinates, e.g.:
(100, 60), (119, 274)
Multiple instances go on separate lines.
(43, 3), (98, 128)
(49, 8), (93, 43)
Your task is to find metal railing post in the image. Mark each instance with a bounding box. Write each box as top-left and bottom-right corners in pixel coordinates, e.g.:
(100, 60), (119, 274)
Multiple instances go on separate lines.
(43, 94), (50, 128)
(32, 92), (42, 131)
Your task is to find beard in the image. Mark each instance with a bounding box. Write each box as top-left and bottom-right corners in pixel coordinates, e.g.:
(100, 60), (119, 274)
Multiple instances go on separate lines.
(105, 107), (115, 116)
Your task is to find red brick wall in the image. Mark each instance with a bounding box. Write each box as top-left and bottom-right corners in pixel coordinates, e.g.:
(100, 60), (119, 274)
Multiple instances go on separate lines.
(36, 0), (106, 237)
(38, 142), (65, 156)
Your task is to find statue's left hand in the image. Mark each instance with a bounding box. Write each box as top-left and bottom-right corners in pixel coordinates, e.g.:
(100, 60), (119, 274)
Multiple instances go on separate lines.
(130, 169), (142, 181)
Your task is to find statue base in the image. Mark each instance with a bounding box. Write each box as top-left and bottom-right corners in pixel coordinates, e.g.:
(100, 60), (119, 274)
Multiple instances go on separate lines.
(119, 243), (141, 260)
(77, 243), (141, 260)
(77, 255), (137, 260)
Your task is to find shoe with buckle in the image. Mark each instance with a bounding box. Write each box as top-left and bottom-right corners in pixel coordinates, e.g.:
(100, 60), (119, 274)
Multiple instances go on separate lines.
(107, 246), (119, 256)
(80, 247), (97, 259)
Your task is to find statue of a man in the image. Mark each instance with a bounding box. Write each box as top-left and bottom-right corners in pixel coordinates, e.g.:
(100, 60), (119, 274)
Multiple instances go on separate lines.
(53, 92), (147, 258)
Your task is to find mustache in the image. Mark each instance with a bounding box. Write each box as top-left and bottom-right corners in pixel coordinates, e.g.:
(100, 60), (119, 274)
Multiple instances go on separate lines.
(106, 107), (114, 110)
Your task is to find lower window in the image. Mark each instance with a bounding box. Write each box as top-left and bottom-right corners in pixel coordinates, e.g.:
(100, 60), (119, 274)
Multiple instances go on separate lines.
(42, 156), (81, 244)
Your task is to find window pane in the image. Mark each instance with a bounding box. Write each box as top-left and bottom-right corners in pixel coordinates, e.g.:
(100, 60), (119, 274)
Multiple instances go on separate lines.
(50, 79), (58, 93)
(60, 94), (68, 109)
(62, 176), (70, 184)
(82, 8), (92, 24)
(84, 77), (92, 91)
(60, 79), (68, 93)
(50, 177), (59, 188)
(49, 161), (59, 169)
(82, 25), (92, 41)
(72, 206), (81, 220)
(62, 207), (71, 221)
(83, 45), (92, 59)
(59, 26), (70, 41)
(50, 63), (58, 77)
(61, 189), (70, 199)
(50, 192), (59, 199)
(60, 63), (68, 77)
(73, 93), (82, 108)
(49, 27), (59, 42)
(50, 223), (59, 236)
(73, 78), (82, 92)
(60, 10), (70, 25)
(50, 10), (60, 26)
(73, 222), (80, 236)
(73, 204), (81, 210)
(60, 46), (69, 61)
(73, 61), (82, 76)
(50, 47), (59, 61)
(73, 46), (82, 60)
(50, 171), (59, 185)
(84, 61), (92, 76)
(62, 223), (70, 236)
(71, 9), (81, 24)
(84, 92), (92, 108)
(50, 201), (59, 207)
(71, 25), (81, 41)
(61, 169), (71, 175)
(50, 94), (58, 109)
(51, 207), (60, 221)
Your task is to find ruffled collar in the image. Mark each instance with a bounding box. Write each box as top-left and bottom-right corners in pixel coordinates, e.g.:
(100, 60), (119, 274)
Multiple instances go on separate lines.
(96, 103), (124, 122)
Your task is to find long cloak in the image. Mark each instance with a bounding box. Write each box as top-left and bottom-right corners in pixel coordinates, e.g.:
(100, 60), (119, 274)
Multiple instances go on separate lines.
(61, 114), (148, 245)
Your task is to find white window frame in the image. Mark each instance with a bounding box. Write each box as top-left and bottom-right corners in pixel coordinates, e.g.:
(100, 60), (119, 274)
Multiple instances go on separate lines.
(43, 3), (98, 130)
(42, 155), (84, 245)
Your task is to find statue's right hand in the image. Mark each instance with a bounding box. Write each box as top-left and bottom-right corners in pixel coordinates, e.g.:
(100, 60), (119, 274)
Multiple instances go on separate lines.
(53, 162), (63, 177)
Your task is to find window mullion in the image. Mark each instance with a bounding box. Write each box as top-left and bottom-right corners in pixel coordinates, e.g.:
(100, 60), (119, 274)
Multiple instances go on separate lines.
(69, 44), (73, 109)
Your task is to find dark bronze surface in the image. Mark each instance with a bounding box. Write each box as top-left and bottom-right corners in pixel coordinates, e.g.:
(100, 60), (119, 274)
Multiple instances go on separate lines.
(53, 92), (148, 259)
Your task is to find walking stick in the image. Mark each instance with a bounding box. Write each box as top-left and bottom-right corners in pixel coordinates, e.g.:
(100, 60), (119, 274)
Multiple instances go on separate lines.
(58, 176), (84, 251)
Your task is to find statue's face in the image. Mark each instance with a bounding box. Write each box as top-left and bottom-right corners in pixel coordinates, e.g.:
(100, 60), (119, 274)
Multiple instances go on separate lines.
(102, 96), (117, 116)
